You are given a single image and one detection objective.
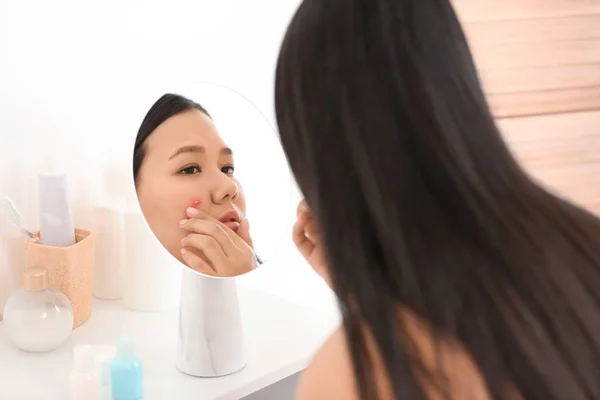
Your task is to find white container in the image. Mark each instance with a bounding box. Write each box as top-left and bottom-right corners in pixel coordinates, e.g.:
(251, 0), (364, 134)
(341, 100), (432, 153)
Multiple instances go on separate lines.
(71, 169), (102, 232)
(0, 218), (26, 321)
(69, 345), (102, 400)
(101, 162), (130, 211)
(72, 344), (116, 400)
(122, 210), (181, 311)
(89, 345), (116, 400)
(92, 206), (126, 300)
(38, 172), (76, 247)
(2, 266), (73, 352)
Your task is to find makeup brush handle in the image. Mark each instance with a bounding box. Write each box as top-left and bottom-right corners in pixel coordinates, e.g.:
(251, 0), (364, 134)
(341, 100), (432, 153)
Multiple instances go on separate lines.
(21, 228), (37, 240)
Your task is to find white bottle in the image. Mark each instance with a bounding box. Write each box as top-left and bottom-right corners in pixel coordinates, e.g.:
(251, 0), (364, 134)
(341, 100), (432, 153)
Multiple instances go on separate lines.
(69, 345), (102, 400)
(92, 205), (126, 300)
(2, 266), (73, 352)
(0, 215), (27, 322)
(122, 211), (181, 311)
(93, 345), (117, 400)
(38, 172), (76, 247)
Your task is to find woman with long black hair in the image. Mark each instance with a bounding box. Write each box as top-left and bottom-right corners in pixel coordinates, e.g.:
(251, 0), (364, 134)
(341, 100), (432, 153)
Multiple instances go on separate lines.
(275, 0), (600, 399)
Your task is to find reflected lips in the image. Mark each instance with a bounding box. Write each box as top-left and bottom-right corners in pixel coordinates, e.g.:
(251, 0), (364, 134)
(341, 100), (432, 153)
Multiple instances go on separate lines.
(219, 211), (241, 231)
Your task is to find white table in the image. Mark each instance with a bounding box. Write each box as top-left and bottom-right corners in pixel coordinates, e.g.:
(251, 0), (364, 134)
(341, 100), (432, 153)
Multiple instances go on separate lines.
(0, 284), (339, 400)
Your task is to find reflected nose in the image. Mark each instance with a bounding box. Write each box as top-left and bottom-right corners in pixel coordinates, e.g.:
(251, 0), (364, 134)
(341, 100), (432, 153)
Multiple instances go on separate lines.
(212, 173), (239, 205)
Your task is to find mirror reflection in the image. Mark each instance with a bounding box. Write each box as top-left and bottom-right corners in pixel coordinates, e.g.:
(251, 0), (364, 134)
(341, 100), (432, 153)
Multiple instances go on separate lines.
(133, 93), (263, 277)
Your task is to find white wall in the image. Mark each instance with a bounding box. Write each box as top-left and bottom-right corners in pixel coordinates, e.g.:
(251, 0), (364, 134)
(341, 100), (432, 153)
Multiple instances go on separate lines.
(0, 0), (338, 314)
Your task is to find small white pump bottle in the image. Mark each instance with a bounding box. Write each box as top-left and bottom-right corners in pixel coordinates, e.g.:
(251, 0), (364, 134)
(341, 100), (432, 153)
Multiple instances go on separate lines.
(69, 345), (101, 400)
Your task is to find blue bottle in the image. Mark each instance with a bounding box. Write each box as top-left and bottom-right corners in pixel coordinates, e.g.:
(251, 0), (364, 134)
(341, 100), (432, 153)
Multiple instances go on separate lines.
(110, 336), (144, 400)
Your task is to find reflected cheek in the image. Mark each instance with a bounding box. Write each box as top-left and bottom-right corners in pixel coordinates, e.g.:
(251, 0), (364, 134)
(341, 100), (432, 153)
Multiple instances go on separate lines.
(138, 190), (183, 257)
(137, 171), (202, 261)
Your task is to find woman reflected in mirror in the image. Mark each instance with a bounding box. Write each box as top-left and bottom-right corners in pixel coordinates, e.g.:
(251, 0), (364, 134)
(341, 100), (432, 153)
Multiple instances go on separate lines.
(133, 93), (260, 277)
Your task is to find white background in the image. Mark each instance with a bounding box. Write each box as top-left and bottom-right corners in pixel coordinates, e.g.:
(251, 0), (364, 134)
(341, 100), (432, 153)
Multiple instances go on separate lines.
(0, 0), (337, 311)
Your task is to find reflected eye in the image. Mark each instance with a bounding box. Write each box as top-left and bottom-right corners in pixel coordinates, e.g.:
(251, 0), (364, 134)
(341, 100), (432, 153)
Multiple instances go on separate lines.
(179, 165), (200, 175)
(222, 165), (235, 175)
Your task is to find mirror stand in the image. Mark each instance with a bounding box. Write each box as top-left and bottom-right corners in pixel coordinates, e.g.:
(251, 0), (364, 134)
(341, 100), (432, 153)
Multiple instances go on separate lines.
(175, 266), (247, 377)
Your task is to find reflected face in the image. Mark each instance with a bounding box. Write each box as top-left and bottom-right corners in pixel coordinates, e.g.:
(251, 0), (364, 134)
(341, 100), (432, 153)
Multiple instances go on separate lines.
(135, 109), (247, 264)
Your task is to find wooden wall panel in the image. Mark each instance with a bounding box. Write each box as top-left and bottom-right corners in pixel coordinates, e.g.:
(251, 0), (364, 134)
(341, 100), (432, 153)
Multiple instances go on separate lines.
(451, 1), (600, 214)
(487, 86), (600, 118)
(451, 0), (600, 118)
(478, 65), (599, 94)
(497, 111), (600, 214)
(452, 0), (600, 22)
(462, 15), (600, 43)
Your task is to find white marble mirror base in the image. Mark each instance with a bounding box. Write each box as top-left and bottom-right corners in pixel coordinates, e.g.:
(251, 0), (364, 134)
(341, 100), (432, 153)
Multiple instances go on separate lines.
(176, 267), (247, 377)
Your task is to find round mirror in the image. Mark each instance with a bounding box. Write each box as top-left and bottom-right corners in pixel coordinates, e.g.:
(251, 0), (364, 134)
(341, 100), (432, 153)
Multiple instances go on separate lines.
(131, 82), (291, 278)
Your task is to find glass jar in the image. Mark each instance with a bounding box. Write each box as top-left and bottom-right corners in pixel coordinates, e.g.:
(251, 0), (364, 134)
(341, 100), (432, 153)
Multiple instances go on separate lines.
(2, 266), (74, 352)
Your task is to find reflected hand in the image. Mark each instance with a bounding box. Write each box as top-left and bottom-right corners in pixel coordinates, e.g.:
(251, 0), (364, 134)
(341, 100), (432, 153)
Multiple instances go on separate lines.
(179, 209), (258, 277)
(293, 200), (329, 285)
(236, 218), (255, 249)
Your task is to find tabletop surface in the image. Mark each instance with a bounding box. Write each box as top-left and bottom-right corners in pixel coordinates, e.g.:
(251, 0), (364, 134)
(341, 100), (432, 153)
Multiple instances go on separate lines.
(0, 284), (338, 400)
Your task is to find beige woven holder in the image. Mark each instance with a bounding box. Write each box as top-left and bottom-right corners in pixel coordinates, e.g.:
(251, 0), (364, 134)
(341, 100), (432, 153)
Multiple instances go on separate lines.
(24, 228), (95, 329)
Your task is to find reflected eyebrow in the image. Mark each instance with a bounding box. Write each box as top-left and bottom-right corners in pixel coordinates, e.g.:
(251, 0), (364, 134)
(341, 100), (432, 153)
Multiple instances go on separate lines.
(220, 147), (233, 155)
(168, 145), (205, 160)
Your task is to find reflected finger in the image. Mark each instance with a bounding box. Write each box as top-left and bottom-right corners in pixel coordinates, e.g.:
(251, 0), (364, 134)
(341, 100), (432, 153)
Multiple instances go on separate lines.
(182, 233), (227, 265)
(181, 248), (218, 276)
(185, 208), (248, 249)
(180, 218), (236, 255)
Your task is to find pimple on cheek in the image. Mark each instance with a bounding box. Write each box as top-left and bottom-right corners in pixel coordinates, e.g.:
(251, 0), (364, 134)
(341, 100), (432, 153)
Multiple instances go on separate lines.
(189, 199), (202, 208)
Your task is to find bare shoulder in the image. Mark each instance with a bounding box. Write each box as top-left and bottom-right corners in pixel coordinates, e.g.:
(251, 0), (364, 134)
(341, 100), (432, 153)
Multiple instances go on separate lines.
(296, 325), (359, 400)
(296, 324), (394, 400)
(296, 311), (496, 400)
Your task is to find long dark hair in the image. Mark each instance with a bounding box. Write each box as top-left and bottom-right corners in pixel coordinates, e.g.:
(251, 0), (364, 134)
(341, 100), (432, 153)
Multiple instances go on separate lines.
(133, 93), (210, 184)
(275, 0), (600, 398)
